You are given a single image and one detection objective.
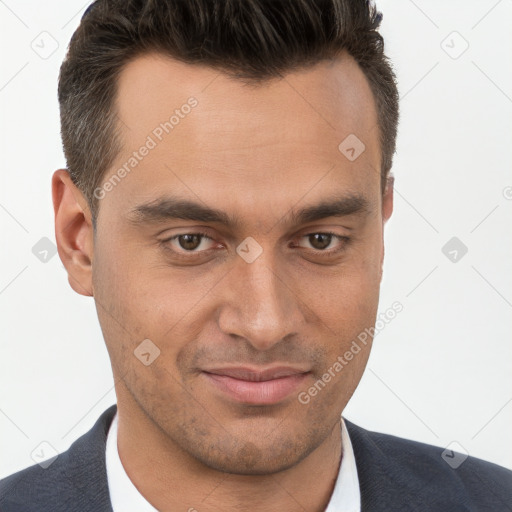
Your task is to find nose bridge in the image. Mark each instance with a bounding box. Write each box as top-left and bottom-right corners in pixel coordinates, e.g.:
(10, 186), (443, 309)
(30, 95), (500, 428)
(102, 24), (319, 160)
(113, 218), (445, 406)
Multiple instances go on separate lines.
(218, 250), (303, 350)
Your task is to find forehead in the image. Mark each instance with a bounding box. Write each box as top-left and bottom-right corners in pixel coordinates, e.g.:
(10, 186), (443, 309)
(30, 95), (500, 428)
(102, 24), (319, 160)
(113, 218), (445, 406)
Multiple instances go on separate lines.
(101, 52), (381, 226)
(115, 51), (379, 147)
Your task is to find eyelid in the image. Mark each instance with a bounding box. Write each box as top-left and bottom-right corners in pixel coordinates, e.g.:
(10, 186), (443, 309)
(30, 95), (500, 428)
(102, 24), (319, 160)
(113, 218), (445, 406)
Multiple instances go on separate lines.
(293, 231), (350, 252)
(160, 230), (219, 257)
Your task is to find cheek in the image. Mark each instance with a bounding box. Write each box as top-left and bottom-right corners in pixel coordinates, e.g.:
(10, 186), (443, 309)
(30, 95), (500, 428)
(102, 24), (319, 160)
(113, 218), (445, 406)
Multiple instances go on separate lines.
(94, 233), (200, 321)
(129, 267), (225, 346)
(292, 243), (381, 391)
(93, 243), (225, 379)
(301, 250), (381, 331)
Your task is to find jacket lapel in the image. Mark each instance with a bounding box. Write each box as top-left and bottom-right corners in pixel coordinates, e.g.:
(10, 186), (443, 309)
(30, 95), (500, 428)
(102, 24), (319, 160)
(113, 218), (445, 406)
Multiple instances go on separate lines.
(3, 404), (118, 512)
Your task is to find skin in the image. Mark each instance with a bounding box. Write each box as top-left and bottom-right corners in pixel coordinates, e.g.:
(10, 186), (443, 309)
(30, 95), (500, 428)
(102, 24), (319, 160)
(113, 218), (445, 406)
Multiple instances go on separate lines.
(52, 51), (393, 511)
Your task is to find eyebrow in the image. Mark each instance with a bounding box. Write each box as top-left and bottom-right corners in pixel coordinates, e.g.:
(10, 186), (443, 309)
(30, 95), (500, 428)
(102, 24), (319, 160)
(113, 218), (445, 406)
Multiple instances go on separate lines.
(127, 193), (371, 229)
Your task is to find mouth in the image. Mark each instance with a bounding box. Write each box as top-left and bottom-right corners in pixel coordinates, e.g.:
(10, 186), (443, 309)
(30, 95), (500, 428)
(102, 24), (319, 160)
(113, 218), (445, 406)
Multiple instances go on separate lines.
(201, 366), (311, 405)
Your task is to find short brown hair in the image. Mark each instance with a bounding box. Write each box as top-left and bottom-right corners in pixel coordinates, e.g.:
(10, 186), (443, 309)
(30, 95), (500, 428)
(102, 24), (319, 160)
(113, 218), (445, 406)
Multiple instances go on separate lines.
(58, 0), (399, 227)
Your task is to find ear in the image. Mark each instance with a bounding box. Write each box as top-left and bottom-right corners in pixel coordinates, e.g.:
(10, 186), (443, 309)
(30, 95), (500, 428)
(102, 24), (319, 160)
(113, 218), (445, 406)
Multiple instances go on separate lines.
(52, 169), (94, 297)
(382, 174), (394, 224)
(379, 174), (394, 280)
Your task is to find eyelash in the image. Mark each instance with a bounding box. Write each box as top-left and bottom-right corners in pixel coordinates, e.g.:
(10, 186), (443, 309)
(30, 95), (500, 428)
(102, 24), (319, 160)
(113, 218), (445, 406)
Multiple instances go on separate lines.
(160, 230), (350, 259)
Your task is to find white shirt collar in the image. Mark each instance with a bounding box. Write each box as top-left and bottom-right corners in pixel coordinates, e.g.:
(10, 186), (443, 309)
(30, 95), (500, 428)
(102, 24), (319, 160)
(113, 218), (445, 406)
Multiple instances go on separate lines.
(324, 415), (361, 512)
(105, 413), (158, 512)
(106, 412), (360, 512)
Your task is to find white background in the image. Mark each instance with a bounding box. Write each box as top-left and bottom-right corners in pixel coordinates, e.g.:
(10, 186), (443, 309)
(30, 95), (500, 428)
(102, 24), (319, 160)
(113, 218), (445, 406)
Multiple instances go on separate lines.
(1, 0), (511, 479)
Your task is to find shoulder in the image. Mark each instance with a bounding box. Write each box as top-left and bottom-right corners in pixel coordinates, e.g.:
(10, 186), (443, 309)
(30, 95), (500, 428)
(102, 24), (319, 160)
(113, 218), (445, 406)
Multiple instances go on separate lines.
(345, 419), (512, 511)
(0, 405), (117, 512)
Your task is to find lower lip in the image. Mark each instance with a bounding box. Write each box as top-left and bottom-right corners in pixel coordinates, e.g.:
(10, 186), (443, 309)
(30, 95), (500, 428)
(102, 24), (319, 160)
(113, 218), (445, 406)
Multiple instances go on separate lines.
(202, 372), (310, 405)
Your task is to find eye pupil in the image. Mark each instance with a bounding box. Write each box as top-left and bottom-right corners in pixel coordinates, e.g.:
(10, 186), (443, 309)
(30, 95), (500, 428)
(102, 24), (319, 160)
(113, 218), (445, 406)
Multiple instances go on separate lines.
(309, 233), (332, 250)
(179, 234), (202, 250)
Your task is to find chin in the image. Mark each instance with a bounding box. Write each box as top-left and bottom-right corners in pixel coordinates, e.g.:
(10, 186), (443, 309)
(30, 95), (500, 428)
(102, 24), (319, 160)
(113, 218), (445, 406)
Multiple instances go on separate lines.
(185, 431), (319, 476)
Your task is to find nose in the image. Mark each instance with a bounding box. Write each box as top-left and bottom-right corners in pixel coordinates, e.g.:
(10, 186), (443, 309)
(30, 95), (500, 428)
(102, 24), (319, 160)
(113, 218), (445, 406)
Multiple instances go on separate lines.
(217, 251), (306, 351)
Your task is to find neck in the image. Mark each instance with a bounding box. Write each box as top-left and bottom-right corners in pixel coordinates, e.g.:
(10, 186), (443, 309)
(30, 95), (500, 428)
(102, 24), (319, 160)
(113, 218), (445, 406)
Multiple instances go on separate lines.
(114, 392), (343, 512)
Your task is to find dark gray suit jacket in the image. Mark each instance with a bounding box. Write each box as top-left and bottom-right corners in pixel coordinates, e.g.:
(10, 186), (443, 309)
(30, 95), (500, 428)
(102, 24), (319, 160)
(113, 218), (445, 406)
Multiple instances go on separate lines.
(1, 404), (511, 511)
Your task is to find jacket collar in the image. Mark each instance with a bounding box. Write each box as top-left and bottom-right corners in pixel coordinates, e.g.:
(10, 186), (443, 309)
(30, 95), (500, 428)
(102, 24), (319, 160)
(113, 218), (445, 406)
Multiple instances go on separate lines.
(5, 405), (472, 512)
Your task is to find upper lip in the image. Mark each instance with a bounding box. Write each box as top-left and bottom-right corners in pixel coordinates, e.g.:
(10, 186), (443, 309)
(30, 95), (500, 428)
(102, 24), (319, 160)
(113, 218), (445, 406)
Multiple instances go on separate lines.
(202, 366), (310, 382)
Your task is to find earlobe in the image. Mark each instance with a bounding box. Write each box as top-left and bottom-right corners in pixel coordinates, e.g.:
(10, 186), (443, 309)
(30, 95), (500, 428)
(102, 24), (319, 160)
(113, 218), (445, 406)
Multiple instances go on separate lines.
(52, 169), (94, 297)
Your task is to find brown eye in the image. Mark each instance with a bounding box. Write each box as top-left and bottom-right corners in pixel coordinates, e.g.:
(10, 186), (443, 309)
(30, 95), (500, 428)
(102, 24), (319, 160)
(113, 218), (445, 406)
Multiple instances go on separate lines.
(295, 232), (350, 255)
(308, 233), (333, 250)
(162, 232), (216, 255)
(178, 234), (203, 251)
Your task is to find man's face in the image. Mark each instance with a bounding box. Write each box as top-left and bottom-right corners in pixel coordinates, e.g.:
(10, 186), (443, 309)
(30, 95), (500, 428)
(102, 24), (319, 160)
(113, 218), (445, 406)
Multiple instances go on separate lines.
(89, 52), (392, 474)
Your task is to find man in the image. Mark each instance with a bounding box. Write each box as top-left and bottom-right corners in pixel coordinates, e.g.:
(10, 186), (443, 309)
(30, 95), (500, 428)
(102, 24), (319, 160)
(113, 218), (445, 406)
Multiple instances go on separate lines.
(1, 0), (510, 511)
